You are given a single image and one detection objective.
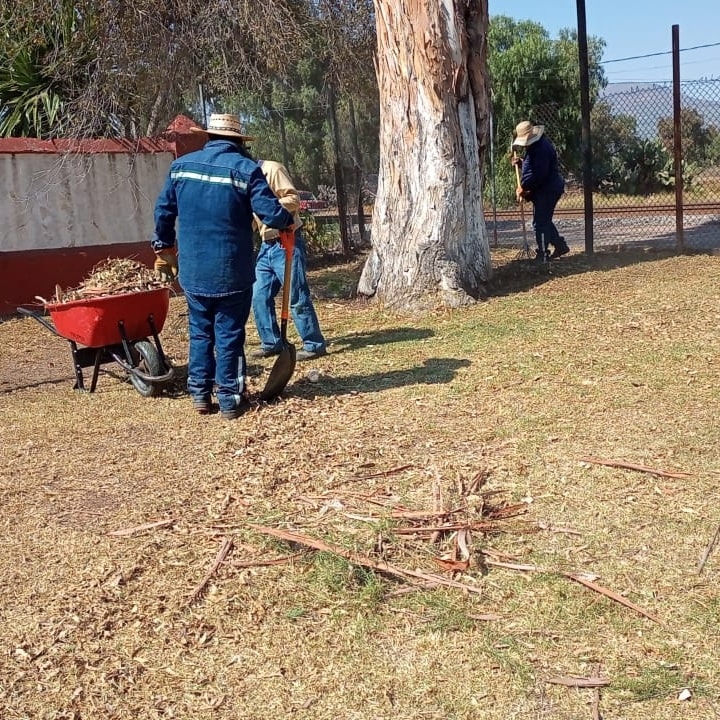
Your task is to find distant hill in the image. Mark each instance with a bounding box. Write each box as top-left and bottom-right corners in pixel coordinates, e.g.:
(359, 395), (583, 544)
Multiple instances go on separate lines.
(600, 81), (720, 138)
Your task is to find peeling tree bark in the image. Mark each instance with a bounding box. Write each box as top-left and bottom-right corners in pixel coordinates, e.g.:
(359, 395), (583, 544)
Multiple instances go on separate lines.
(359, 0), (492, 311)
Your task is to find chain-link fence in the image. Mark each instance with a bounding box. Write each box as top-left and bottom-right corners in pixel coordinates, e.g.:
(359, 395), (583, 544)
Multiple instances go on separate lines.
(485, 77), (720, 255)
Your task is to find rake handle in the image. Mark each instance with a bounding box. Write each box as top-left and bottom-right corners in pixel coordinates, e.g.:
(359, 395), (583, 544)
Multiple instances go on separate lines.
(513, 152), (529, 250)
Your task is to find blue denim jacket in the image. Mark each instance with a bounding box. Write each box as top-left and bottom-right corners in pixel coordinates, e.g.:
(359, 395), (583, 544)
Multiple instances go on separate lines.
(520, 135), (565, 199)
(152, 140), (293, 296)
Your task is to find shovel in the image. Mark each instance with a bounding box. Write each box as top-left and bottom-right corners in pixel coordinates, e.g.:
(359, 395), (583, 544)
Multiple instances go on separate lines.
(260, 228), (297, 401)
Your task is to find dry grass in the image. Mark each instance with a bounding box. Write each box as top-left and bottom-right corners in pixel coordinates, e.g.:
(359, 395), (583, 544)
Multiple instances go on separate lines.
(2, 248), (720, 719)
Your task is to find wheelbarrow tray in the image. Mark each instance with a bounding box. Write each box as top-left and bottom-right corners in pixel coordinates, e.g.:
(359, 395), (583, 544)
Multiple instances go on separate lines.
(45, 287), (170, 348)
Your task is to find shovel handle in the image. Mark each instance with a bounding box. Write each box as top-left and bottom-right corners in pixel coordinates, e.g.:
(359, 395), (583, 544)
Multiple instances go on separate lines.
(279, 227), (295, 329)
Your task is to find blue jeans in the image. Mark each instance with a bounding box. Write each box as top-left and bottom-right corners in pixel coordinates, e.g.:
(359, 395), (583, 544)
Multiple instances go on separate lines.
(252, 230), (326, 353)
(185, 290), (252, 412)
(532, 191), (564, 252)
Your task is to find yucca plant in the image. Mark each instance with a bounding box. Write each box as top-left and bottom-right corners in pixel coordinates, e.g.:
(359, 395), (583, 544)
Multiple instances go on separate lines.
(0, 46), (64, 137)
(0, 1), (89, 138)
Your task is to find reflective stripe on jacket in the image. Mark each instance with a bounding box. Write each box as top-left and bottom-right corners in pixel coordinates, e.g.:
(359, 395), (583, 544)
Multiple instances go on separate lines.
(152, 140), (293, 296)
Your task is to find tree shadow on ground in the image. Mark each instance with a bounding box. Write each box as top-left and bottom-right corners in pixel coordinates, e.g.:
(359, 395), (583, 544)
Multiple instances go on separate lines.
(287, 357), (471, 399)
(152, 356), (468, 405)
(489, 219), (719, 298)
(0, 374), (75, 394)
(330, 326), (435, 354)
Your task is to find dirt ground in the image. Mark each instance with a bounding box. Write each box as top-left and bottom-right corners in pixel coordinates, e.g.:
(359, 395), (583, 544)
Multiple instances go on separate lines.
(2, 250), (720, 720)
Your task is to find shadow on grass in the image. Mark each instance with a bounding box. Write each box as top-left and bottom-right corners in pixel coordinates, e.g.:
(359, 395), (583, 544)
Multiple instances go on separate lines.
(330, 326), (435, 354)
(303, 232), (718, 303)
(157, 347), (459, 405)
(288, 357), (470, 399)
(0, 375), (76, 394)
(490, 219), (719, 297)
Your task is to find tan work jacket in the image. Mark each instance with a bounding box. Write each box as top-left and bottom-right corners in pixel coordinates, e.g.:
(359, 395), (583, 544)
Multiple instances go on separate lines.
(254, 160), (303, 241)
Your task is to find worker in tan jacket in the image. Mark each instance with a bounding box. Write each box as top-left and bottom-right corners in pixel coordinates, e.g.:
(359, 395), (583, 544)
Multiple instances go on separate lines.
(251, 160), (327, 361)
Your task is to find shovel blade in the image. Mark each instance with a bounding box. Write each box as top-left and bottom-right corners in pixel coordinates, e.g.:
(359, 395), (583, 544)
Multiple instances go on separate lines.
(259, 342), (296, 401)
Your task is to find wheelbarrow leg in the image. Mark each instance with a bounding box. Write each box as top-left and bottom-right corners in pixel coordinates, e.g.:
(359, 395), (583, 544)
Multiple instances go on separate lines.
(69, 341), (86, 391)
(89, 348), (103, 392)
(117, 320), (134, 366)
(147, 313), (172, 371)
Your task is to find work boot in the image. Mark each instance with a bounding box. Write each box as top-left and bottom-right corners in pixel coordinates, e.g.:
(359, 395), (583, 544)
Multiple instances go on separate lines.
(192, 396), (212, 415)
(535, 248), (550, 263)
(250, 347), (281, 359)
(220, 394), (251, 420)
(297, 348), (328, 362)
(549, 239), (570, 259)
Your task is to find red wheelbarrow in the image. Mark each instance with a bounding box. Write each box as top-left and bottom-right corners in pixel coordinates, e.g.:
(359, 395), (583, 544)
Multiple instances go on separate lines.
(18, 287), (175, 396)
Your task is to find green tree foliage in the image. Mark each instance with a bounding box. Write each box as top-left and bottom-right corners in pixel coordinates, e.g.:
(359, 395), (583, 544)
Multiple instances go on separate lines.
(591, 103), (709, 194)
(226, 0), (378, 193)
(657, 107), (719, 165)
(590, 101), (640, 191)
(230, 58), (331, 190)
(0, 1), (97, 137)
(607, 137), (669, 194)
(0, 0), (309, 138)
(309, 0), (376, 94)
(707, 130), (720, 165)
(488, 16), (605, 159)
(230, 62), (378, 193)
(487, 15), (606, 206)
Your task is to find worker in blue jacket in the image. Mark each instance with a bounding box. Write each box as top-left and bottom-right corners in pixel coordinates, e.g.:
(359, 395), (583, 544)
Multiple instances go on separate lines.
(152, 113), (294, 419)
(512, 121), (569, 261)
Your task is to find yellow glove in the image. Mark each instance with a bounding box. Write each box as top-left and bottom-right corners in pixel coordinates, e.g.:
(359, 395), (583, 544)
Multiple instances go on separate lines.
(154, 249), (178, 282)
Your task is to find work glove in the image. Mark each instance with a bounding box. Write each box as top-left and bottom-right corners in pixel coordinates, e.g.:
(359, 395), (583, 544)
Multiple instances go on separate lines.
(154, 249), (178, 282)
(511, 156), (523, 168)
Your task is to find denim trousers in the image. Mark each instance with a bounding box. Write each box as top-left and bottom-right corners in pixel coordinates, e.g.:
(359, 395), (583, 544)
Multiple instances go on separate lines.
(252, 230), (326, 353)
(185, 289), (252, 412)
(531, 191), (564, 251)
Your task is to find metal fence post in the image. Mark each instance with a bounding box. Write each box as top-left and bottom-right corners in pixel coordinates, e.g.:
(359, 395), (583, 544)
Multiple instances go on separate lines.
(672, 25), (685, 253)
(576, 0), (594, 255)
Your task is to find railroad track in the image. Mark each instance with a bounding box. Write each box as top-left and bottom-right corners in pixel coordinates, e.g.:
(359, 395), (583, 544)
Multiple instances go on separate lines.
(488, 202), (720, 221)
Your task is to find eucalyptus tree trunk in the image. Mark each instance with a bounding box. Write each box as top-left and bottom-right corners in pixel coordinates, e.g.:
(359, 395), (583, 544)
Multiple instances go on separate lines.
(359, 0), (492, 310)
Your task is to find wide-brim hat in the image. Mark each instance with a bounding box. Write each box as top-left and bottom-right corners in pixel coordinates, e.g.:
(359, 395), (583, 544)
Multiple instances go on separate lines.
(191, 113), (255, 141)
(512, 121), (544, 147)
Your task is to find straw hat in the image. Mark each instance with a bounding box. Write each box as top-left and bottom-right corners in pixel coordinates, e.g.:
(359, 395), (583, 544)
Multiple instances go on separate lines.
(191, 113), (255, 140)
(512, 121), (544, 147)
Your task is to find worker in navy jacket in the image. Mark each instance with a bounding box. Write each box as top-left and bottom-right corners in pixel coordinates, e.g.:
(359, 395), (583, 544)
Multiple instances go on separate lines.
(152, 113), (293, 419)
(512, 121), (569, 260)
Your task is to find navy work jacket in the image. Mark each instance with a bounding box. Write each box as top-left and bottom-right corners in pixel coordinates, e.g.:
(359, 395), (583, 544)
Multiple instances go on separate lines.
(152, 140), (293, 295)
(520, 135), (565, 200)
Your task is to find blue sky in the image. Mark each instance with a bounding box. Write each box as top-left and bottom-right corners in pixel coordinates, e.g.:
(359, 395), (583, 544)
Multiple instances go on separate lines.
(489, 0), (720, 84)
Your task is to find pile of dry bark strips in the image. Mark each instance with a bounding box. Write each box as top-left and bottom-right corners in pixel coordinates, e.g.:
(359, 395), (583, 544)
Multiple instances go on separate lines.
(38, 258), (166, 304)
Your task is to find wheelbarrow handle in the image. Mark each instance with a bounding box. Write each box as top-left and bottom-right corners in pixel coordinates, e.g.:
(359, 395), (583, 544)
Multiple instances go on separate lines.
(16, 306), (60, 337)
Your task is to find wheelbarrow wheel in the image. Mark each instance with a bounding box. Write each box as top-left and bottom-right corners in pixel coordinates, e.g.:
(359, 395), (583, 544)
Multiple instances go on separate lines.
(129, 339), (163, 397)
